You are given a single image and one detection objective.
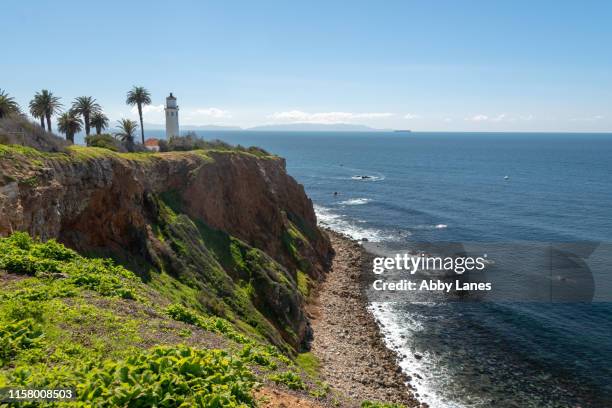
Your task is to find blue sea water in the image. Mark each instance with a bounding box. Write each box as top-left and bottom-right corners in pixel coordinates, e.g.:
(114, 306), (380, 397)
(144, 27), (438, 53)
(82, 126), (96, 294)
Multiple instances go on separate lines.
(164, 130), (612, 407)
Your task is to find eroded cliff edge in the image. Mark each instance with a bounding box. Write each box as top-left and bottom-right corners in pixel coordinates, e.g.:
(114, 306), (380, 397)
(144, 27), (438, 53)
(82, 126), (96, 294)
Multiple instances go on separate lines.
(0, 146), (332, 351)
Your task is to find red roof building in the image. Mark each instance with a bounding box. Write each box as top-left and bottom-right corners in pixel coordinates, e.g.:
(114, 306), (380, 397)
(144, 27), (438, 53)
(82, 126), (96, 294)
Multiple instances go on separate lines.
(144, 138), (160, 152)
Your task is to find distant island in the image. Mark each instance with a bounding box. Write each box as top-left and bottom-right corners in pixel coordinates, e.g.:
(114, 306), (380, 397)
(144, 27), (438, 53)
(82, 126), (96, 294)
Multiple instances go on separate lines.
(183, 124), (242, 131)
(142, 122), (242, 131)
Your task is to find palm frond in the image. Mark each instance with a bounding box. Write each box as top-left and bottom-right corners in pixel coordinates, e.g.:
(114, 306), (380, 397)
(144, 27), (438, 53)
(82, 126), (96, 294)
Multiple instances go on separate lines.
(126, 86), (152, 106)
(71, 96), (101, 115)
(90, 112), (110, 129)
(31, 89), (63, 116)
(114, 118), (139, 141)
(57, 111), (83, 134)
(0, 89), (21, 118)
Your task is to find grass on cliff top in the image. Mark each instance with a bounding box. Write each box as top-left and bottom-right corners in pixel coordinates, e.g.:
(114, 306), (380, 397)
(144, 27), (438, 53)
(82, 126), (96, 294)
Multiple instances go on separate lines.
(5, 144), (217, 164)
(0, 115), (276, 161)
(0, 142), (279, 166)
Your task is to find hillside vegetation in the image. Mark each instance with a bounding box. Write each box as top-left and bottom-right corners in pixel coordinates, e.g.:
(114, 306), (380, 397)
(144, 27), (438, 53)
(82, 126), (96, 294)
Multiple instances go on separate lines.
(0, 232), (332, 407)
(0, 116), (68, 153)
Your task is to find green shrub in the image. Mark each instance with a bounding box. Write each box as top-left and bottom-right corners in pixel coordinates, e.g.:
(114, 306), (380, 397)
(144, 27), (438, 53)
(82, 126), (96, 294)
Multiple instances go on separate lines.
(3, 231), (33, 250)
(0, 319), (44, 366)
(157, 133), (271, 157)
(0, 233), (138, 299)
(0, 233), (63, 275)
(9, 345), (256, 407)
(1, 281), (76, 302)
(165, 304), (250, 345)
(30, 238), (77, 261)
(310, 381), (331, 399)
(165, 303), (200, 325)
(2, 299), (44, 322)
(65, 258), (137, 299)
(85, 133), (122, 152)
(268, 371), (306, 391)
(239, 344), (277, 369)
(0, 254), (61, 275)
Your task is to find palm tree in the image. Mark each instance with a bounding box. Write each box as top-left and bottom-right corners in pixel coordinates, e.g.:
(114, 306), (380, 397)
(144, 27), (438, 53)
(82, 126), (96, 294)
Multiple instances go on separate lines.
(29, 100), (46, 129)
(29, 90), (62, 132)
(90, 112), (109, 135)
(114, 118), (138, 152)
(0, 89), (21, 118)
(72, 96), (101, 136)
(57, 111), (83, 143)
(125, 86), (151, 144)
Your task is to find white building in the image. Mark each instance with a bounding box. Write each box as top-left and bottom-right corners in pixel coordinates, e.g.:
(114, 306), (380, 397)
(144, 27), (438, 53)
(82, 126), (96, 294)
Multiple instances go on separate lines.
(165, 93), (179, 138)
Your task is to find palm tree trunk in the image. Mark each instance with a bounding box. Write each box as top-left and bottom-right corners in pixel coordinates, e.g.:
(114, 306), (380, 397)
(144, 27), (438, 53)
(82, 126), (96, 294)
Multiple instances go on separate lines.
(138, 104), (145, 144)
(84, 113), (90, 136)
(46, 114), (52, 133)
(96, 126), (101, 135)
(39, 117), (45, 129)
(127, 136), (134, 153)
(67, 132), (74, 143)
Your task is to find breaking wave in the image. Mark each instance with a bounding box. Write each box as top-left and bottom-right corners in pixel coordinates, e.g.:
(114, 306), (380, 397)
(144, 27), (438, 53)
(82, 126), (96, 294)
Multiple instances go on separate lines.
(338, 198), (372, 206)
(314, 204), (409, 242)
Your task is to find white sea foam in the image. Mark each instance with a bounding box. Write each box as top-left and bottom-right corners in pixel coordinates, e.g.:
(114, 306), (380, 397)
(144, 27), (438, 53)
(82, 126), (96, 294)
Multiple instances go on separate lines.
(350, 175), (385, 181)
(314, 204), (408, 242)
(369, 302), (467, 408)
(338, 198), (372, 206)
(414, 224), (449, 230)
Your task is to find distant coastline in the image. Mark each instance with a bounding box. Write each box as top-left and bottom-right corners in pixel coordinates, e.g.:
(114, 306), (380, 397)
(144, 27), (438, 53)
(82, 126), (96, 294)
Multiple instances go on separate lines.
(136, 122), (389, 132)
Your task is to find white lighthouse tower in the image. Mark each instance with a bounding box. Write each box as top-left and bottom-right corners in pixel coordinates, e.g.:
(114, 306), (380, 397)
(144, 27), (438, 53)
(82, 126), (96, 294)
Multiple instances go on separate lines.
(164, 93), (179, 138)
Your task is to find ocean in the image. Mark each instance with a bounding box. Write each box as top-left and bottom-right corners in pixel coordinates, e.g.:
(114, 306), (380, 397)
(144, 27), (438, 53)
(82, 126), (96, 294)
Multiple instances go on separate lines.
(157, 130), (612, 407)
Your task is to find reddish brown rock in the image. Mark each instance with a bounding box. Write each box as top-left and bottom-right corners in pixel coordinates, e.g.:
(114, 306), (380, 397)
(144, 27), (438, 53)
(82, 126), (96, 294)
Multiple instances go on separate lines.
(0, 150), (330, 277)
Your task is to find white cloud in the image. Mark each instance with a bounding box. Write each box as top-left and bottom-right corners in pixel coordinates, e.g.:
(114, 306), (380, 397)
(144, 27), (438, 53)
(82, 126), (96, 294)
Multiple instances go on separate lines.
(571, 115), (604, 121)
(268, 110), (393, 124)
(465, 113), (520, 122)
(192, 108), (232, 118)
(466, 114), (489, 122)
(131, 104), (164, 114)
(128, 105), (232, 120)
(404, 113), (420, 120)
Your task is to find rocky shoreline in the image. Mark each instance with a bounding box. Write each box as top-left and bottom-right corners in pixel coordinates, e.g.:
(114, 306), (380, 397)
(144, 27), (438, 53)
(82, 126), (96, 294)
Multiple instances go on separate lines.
(309, 230), (424, 407)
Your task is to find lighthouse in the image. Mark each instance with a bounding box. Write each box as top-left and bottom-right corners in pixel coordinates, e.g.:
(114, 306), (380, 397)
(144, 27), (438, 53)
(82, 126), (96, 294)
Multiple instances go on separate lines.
(165, 93), (179, 138)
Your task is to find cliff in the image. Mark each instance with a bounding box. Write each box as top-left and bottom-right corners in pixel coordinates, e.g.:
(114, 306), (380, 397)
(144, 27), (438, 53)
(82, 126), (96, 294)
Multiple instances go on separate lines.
(0, 145), (332, 351)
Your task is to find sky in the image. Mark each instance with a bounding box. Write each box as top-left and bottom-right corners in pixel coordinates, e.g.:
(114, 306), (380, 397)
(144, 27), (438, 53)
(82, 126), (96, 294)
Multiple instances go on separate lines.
(2, 0), (612, 132)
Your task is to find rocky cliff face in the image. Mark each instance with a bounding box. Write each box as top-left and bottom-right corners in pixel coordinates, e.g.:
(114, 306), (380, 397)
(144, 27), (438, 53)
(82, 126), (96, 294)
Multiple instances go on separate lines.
(0, 146), (332, 350)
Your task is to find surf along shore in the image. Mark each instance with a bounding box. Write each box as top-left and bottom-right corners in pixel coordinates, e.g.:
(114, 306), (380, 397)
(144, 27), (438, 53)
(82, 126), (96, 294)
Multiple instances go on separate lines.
(309, 230), (425, 407)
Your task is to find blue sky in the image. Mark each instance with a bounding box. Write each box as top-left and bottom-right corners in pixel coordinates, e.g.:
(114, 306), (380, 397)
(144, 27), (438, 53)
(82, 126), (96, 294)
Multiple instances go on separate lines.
(2, 0), (611, 131)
